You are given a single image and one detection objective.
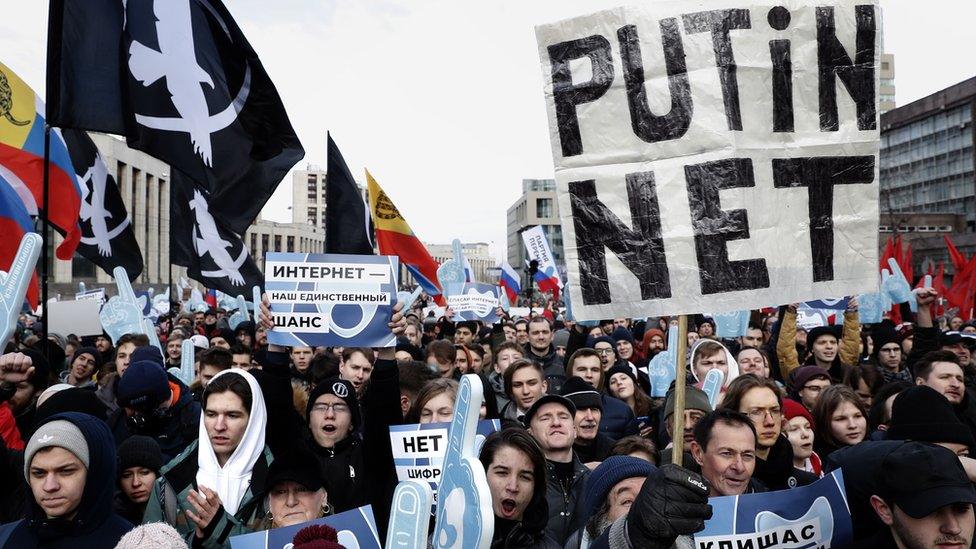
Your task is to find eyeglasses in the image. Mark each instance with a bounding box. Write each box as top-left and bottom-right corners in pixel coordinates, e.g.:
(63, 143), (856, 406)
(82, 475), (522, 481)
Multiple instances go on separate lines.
(745, 407), (782, 422)
(311, 403), (350, 414)
(595, 348), (615, 356)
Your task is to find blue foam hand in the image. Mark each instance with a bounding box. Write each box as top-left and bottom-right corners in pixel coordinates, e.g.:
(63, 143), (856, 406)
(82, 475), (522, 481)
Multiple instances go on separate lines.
(142, 317), (162, 351)
(437, 239), (467, 299)
(152, 288), (170, 316)
(907, 274), (934, 314)
(228, 295), (250, 330)
(100, 267), (147, 345)
(78, 281), (86, 294)
(857, 292), (887, 324)
(432, 374), (494, 549)
(178, 339), (195, 386)
(701, 368), (725, 408)
(647, 324), (680, 397)
(713, 310), (750, 338)
(147, 287), (154, 298)
(0, 234), (41, 351)
(499, 289), (511, 312)
(564, 283), (598, 327)
(385, 481), (434, 548)
(882, 258), (913, 306)
(398, 286), (424, 313)
(251, 286), (261, 319)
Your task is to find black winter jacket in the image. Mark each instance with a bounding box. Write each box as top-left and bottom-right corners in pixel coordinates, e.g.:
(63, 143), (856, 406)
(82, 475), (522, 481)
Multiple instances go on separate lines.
(544, 454), (591, 545)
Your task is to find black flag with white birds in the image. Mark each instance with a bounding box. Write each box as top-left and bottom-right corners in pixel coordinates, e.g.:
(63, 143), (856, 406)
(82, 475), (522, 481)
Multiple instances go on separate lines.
(59, 129), (144, 281)
(170, 171), (262, 295)
(47, 0), (304, 234)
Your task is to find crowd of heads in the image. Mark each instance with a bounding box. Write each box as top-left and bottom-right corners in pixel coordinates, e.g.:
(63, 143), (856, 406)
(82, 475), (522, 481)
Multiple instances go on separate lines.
(2, 294), (976, 547)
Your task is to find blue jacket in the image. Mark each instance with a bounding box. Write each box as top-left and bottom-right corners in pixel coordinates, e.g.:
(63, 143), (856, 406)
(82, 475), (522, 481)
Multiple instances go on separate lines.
(0, 412), (133, 548)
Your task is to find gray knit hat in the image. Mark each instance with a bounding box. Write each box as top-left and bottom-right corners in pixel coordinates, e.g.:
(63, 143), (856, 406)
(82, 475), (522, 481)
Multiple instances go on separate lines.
(24, 419), (90, 479)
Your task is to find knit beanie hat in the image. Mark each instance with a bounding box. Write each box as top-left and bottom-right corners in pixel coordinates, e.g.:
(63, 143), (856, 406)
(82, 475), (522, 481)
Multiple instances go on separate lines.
(292, 524), (345, 549)
(805, 326), (842, 356)
(117, 435), (164, 474)
(24, 419), (89, 479)
(130, 345), (164, 367)
(871, 325), (900, 360)
(664, 386), (712, 419)
(789, 365), (831, 398)
(560, 376), (602, 411)
(553, 329), (570, 349)
(20, 348), (51, 391)
(114, 522), (189, 549)
(71, 346), (102, 368)
(306, 377), (361, 429)
(117, 361), (171, 410)
(887, 386), (976, 448)
(611, 326), (635, 345)
(642, 328), (665, 348)
(583, 456), (655, 518)
(606, 363), (639, 388)
(782, 398), (814, 427)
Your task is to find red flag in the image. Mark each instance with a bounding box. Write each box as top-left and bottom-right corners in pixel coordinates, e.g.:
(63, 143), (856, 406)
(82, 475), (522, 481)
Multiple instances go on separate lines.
(945, 235), (968, 273)
(880, 236), (895, 270)
(946, 256), (976, 321)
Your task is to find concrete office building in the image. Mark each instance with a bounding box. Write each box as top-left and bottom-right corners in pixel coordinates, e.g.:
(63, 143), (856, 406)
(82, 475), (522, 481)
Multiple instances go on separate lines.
(879, 53), (896, 113)
(506, 178), (564, 280)
(292, 165), (368, 234)
(245, 216), (325, 271)
(880, 76), (976, 277)
(51, 132), (185, 296)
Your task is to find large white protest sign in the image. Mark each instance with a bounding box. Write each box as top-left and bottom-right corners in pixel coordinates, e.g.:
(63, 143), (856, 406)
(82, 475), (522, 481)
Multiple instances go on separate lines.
(536, 0), (880, 320)
(48, 299), (103, 337)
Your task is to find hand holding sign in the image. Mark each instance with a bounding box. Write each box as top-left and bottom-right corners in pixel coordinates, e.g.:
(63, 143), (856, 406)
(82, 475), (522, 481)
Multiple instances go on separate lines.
(0, 234), (41, 351)
(437, 239), (467, 300)
(99, 267), (146, 344)
(385, 481), (434, 548)
(647, 323), (680, 397)
(432, 374), (493, 549)
(228, 294), (250, 330)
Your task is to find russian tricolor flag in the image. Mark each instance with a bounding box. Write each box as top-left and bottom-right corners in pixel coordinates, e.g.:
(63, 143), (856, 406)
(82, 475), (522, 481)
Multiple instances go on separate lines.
(499, 261), (521, 303)
(0, 174), (38, 308)
(0, 62), (82, 260)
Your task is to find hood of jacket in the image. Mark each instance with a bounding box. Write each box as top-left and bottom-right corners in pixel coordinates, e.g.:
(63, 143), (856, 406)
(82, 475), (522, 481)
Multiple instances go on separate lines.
(196, 368), (267, 515)
(27, 412), (120, 537)
(689, 339), (739, 387)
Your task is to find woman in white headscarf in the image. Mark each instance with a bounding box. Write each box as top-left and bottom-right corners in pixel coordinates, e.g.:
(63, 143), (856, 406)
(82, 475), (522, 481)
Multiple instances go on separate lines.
(144, 368), (273, 547)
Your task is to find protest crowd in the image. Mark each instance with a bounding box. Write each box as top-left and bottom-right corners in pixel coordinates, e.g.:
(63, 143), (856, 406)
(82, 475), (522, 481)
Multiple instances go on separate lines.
(0, 284), (974, 548)
(0, 0), (973, 547)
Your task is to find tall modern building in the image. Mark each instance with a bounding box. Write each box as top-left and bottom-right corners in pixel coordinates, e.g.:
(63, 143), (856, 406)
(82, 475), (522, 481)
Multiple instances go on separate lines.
(292, 165), (367, 235)
(880, 76), (976, 275)
(879, 53), (896, 113)
(506, 178), (564, 279)
(244, 215), (325, 272)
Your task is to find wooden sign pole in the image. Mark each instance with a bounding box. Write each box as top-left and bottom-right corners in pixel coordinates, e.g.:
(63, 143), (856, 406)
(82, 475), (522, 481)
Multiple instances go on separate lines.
(671, 315), (690, 466)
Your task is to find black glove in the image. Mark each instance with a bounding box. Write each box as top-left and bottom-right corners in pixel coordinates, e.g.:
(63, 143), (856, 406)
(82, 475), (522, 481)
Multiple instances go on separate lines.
(628, 463), (713, 547)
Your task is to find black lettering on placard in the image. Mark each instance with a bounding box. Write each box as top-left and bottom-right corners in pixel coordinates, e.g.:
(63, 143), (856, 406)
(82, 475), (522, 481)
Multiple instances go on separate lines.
(617, 19), (693, 143)
(782, 529), (799, 544)
(684, 158), (769, 294)
(682, 9), (751, 131)
(769, 39), (793, 131)
(568, 173), (671, 305)
(816, 5), (877, 131)
(801, 525), (816, 539)
(548, 35), (614, 157)
(757, 532), (777, 549)
(772, 155), (875, 281)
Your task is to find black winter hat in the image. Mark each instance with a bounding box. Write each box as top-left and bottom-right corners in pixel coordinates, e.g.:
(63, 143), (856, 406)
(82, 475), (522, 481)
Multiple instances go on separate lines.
(306, 377), (361, 430)
(33, 387), (108, 429)
(871, 326), (900, 360)
(71, 346), (103, 368)
(522, 394), (576, 427)
(805, 325), (842, 356)
(19, 348), (51, 391)
(117, 360), (170, 410)
(117, 435), (163, 474)
(887, 385), (976, 448)
(130, 345), (164, 367)
(266, 447), (325, 492)
(606, 363), (639, 388)
(560, 376), (602, 411)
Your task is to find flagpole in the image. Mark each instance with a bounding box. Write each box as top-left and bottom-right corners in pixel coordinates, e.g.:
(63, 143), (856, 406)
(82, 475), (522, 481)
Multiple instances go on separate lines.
(40, 125), (51, 360)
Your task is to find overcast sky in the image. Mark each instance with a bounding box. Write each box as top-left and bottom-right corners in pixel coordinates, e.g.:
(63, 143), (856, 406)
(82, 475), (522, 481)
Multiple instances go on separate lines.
(3, 1), (974, 261)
